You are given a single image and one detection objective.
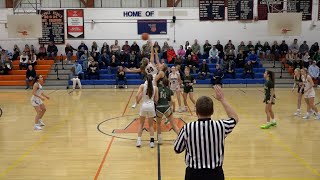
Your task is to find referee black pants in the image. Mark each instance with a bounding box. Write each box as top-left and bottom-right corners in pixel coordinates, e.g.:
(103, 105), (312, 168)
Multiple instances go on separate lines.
(185, 166), (224, 180)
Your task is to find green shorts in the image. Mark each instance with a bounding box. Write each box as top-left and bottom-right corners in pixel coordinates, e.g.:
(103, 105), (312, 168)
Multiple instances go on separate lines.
(156, 105), (172, 118)
(263, 96), (275, 105)
(184, 86), (194, 93)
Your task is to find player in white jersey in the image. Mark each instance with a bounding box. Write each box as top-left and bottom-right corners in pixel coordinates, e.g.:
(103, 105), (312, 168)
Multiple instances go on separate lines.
(169, 66), (182, 113)
(300, 68), (320, 120)
(136, 74), (159, 148)
(31, 75), (50, 130)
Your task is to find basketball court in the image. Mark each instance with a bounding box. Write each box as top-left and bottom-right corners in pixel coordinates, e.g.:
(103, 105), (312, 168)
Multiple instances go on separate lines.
(0, 88), (319, 180)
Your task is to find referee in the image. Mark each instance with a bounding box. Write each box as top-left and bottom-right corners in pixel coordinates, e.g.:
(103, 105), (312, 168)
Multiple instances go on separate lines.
(174, 85), (239, 180)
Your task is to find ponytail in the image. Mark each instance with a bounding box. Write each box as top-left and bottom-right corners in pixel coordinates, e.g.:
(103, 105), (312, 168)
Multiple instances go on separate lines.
(33, 75), (40, 85)
(146, 74), (154, 99)
(267, 70), (275, 84)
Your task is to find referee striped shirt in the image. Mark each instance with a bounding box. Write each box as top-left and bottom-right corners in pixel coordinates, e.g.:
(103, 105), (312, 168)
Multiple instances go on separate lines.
(174, 118), (237, 169)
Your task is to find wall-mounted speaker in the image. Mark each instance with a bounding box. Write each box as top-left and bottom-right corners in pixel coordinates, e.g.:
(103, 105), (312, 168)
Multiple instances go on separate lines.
(172, 16), (176, 23)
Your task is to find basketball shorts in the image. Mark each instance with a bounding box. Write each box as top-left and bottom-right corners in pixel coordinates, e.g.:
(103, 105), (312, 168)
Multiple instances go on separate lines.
(139, 103), (156, 118)
(263, 96), (275, 105)
(156, 105), (173, 118)
(184, 86), (193, 93)
(31, 97), (43, 107)
(305, 89), (316, 98)
(298, 86), (304, 94)
(170, 85), (181, 92)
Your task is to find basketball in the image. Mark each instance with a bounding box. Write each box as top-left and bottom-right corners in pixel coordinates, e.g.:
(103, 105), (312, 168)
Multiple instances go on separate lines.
(141, 33), (149, 41)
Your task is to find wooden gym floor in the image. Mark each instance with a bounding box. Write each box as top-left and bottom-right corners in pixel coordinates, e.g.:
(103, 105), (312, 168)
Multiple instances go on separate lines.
(0, 88), (319, 180)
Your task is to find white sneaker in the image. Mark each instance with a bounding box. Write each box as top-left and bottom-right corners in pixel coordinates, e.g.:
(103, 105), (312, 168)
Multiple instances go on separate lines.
(136, 139), (141, 147)
(158, 137), (162, 145)
(39, 119), (45, 126)
(34, 124), (42, 130)
(125, 85), (128, 89)
(150, 142), (155, 148)
(294, 111), (301, 116)
(178, 107), (182, 113)
(114, 85), (117, 89)
(302, 115), (310, 119)
(131, 103), (137, 109)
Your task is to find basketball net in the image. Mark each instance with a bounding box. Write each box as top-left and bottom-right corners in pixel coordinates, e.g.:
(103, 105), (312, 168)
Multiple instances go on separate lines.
(281, 28), (291, 39)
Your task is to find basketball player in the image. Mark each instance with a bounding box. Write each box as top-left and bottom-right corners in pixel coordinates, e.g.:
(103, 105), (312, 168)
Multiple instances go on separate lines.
(136, 74), (159, 148)
(300, 68), (320, 120)
(156, 78), (180, 144)
(169, 66), (182, 113)
(261, 70), (276, 129)
(31, 75), (49, 130)
(292, 68), (304, 116)
(182, 67), (196, 112)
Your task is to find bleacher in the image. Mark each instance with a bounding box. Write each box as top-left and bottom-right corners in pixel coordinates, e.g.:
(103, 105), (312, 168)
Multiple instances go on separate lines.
(0, 60), (54, 86)
(69, 61), (266, 86)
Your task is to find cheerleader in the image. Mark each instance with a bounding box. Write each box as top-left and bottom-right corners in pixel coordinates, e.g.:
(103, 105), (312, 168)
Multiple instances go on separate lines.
(136, 74), (159, 148)
(31, 75), (49, 130)
(182, 67), (196, 112)
(292, 68), (303, 116)
(169, 66), (182, 112)
(300, 68), (320, 119)
(261, 70), (276, 129)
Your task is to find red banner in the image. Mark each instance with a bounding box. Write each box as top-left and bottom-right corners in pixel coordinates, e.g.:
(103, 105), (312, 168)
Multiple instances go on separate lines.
(67, 9), (84, 38)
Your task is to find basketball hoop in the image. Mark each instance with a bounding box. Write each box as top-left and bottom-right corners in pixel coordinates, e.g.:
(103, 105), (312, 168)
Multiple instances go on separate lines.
(18, 30), (29, 38)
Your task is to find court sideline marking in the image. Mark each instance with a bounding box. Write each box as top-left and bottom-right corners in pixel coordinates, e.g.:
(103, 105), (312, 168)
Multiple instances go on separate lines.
(94, 89), (135, 179)
(157, 140), (162, 180)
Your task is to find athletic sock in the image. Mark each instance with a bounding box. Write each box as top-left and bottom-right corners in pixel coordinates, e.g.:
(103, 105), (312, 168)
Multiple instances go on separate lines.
(150, 137), (154, 142)
(137, 137), (141, 141)
(272, 119), (276, 123)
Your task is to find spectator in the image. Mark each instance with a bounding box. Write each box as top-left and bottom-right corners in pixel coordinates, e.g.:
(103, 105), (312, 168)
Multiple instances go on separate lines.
(12, 44), (20, 60)
(309, 42), (319, 58)
(246, 41), (254, 52)
(77, 41), (88, 58)
(224, 40), (235, 52)
(162, 41), (170, 59)
(211, 63), (224, 87)
(203, 40), (212, 59)
(30, 45), (35, 54)
(248, 50), (259, 68)
(99, 51), (110, 69)
(299, 41), (309, 55)
(286, 50), (295, 65)
(80, 50), (90, 70)
(119, 51), (127, 67)
(70, 66), (82, 90)
(293, 52), (303, 70)
(73, 60), (84, 79)
(174, 91), (238, 180)
(255, 41), (263, 57)
(237, 41), (246, 53)
(0, 57), (12, 75)
(29, 52), (37, 67)
(177, 45), (186, 58)
(242, 60), (254, 79)
(225, 59), (236, 79)
(115, 66), (127, 88)
(167, 46), (176, 64)
(19, 51), (28, 70)
(92, 52), (100, 62)
(308, 61), (319, 86)
(47, 41), (58, 60)
(128, 51), (136, 68)
(108, 55), (118, 74)
(216, 40), (224, 59)
(130, 41), (140, 55)
(235, 50), (245, 68)
(175, 55), (183, 65)
(142, 41), (152, 58)
(122, 40), (131, 61)
(209, 45), (220, 64)
(0, 49), (7, 64)
(25, 65), (36, 89)
(111, 40), (121, 57)
(65, 43), (77, 63)
(91, 41), (100, 55)
(192, 53), (199, 70)
(24, 44), (30, 55)
(198, 59), (210, 80)
(38, 44), (47, 60)
(271, 41), (280, 61)
(191, 39), (201, 57)
(185, 46), (192, 58)
(153, 41), (161, 52)
(185, 55), (195, 73)
(101, 42), (110, 55)
(224, 49), (235, 68)
(290, 39), (299, 53)
(262, 42), (271, 61)
(302, 52), (311, 68)
(184, 41), (190, 51)
(88, 59), (100, 80)
(279, 40), (289, 56)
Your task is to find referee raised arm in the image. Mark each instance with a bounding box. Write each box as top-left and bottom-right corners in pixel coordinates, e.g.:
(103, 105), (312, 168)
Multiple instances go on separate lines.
(174, 85), (239, 180)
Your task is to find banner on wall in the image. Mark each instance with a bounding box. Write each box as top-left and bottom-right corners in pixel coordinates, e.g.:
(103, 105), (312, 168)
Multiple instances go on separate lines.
(137, 20), (167, 35)
(38, 10), (65, 44)
(67, 9), (84, 38)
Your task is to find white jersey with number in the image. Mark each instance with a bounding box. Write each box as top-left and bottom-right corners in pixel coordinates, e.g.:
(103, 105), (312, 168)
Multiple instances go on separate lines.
(144, 62), (158, 86)
(31, 83), (43, 106)
(139, 83), (156, 117)
(169, 72), (180, 91)
(302, 75), (315, 98)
